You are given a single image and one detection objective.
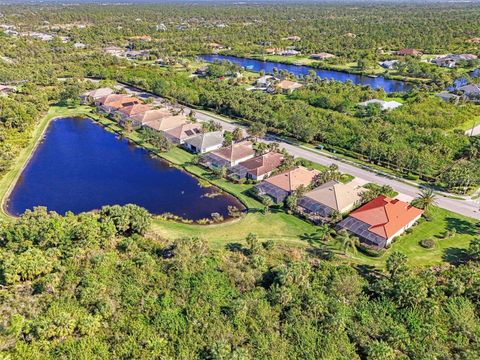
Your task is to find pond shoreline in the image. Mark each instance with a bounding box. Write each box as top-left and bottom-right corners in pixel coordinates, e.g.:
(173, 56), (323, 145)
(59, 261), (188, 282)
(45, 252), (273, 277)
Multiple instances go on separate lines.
(93, 116), (250, 225)
(3, 111), (247, 224)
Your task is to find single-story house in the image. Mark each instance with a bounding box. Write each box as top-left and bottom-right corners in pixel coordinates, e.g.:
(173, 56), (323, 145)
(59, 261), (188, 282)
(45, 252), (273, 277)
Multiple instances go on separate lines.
(163, 123), (203, 144)
(104, 46), (125, 57)
(229, 152), (284, 181)
(435, 92), (461, 104)
(283, 36), (301, 41)
(378, 60), (399, 69)
(21, 31), (53, 41)
(143, 114), (187, 132)
(96, 94), (141, 114)
(255, 75), (279, 89)
(457, 84), (480, 99)
(279, 49), (301, 56)
(310, 52), (335, 60)
(254, 166), (319, 203)
(125, 50), (150, 60)
(130, 108), (173, 126)
(337, 195), (423, 249)
(117, 104), (152, 122)
(200, 141), (255, 169)
(194, 66), (209, 76)
(358, 99), (403, 111)
(183, 131), (224, 154)
(271, 80), (303, 93)
(208, 42), (225, 50)
(74, 42), (86, 49)
(431, 54), (477, 68)
(396, 48), (422, 56)
(297, 180), (365, 221)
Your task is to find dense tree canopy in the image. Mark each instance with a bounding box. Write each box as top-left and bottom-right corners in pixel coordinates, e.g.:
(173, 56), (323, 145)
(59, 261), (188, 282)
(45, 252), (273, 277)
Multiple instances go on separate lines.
(0, 208), (480, 358)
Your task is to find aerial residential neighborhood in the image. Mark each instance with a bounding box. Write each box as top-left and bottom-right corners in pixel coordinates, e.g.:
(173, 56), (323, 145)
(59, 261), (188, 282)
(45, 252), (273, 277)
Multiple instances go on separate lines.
(1, 1), (480, 358)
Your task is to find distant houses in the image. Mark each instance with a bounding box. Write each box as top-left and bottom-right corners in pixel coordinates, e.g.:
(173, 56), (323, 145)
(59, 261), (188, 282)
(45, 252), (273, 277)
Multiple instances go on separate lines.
(435, 92), (461, 104)
(310, 52), (336, 61)
(358, 99), (403, 111)
(273, 80), (303, 93)
(254, 166), (319, 203)
(379, 60), (399, 70)
(395, 48), (422, 56)
(337, 195), (423, 250)
(457, 84), (480, 100)
(431, 54), (477, 68)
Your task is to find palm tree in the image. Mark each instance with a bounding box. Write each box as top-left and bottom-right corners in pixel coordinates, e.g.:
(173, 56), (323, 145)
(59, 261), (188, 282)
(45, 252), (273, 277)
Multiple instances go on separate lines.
(337, 230), (359, 255)
(316, 224), (336, 242)
(415, 188), (437, 210)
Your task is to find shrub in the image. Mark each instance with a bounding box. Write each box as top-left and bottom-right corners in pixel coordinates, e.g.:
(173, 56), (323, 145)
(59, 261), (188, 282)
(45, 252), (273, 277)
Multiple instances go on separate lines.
(420, 238), (435, 249)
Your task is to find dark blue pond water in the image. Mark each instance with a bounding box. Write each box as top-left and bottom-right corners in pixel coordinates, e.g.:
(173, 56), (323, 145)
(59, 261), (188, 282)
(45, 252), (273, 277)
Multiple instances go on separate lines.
(6, 118), (244, 220)
(200, 54), (413, 93)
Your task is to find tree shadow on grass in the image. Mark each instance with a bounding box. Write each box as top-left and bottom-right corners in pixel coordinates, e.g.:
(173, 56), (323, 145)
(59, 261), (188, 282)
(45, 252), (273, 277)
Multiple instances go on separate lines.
(442, 247), (470, 265)
(355, 264), (383, 282)
(225, 242), (245, 253)
(446, 217), (477, 236)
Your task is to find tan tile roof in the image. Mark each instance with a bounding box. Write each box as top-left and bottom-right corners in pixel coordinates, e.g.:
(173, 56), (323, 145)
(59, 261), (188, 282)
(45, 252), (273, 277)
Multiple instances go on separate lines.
(85, 87), (114, 99)
(238, 152), (284, 177)
(302, 180), (365, 213)
(98, 94), (140, 109)
(118, 104), (152, 116)
(276, 80), (303, 90)
(131, 108), (172, 124)
(265, 166), (319, 192)
(210, 141), (255, 162)
(143, 114), (187, 132)
(164, 122), (202, 140)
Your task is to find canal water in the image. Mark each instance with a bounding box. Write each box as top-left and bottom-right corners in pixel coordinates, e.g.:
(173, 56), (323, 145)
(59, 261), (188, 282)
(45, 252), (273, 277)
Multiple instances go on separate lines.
(6, 118), (245, 220)
(200, 54), (413, 93)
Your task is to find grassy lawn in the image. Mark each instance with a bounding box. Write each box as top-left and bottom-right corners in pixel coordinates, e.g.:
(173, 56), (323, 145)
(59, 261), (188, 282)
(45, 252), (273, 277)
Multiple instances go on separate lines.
(0, 105), (95, 220)
(151, 211), (316, 250)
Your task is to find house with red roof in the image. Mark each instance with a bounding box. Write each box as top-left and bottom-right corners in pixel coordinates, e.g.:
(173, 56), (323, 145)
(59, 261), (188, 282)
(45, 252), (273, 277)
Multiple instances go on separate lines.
(96, 94), (141, 115)
(396, 48), (422, 56)
(117, 104), (152, 122)
(337, 195), (423, 249)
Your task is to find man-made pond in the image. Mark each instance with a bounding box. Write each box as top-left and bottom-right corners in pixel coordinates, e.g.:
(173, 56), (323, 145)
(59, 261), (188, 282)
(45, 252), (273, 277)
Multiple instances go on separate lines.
(200, 54), (413, 93)
(6, 118), (245, 220)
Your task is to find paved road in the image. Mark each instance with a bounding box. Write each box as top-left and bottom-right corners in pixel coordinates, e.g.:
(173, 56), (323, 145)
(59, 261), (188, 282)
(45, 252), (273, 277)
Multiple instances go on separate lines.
(116, 83), (480, 219)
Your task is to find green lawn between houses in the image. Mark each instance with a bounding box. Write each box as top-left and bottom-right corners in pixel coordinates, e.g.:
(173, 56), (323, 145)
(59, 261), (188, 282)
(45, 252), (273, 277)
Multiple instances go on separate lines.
(0, 105), (477, 269)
